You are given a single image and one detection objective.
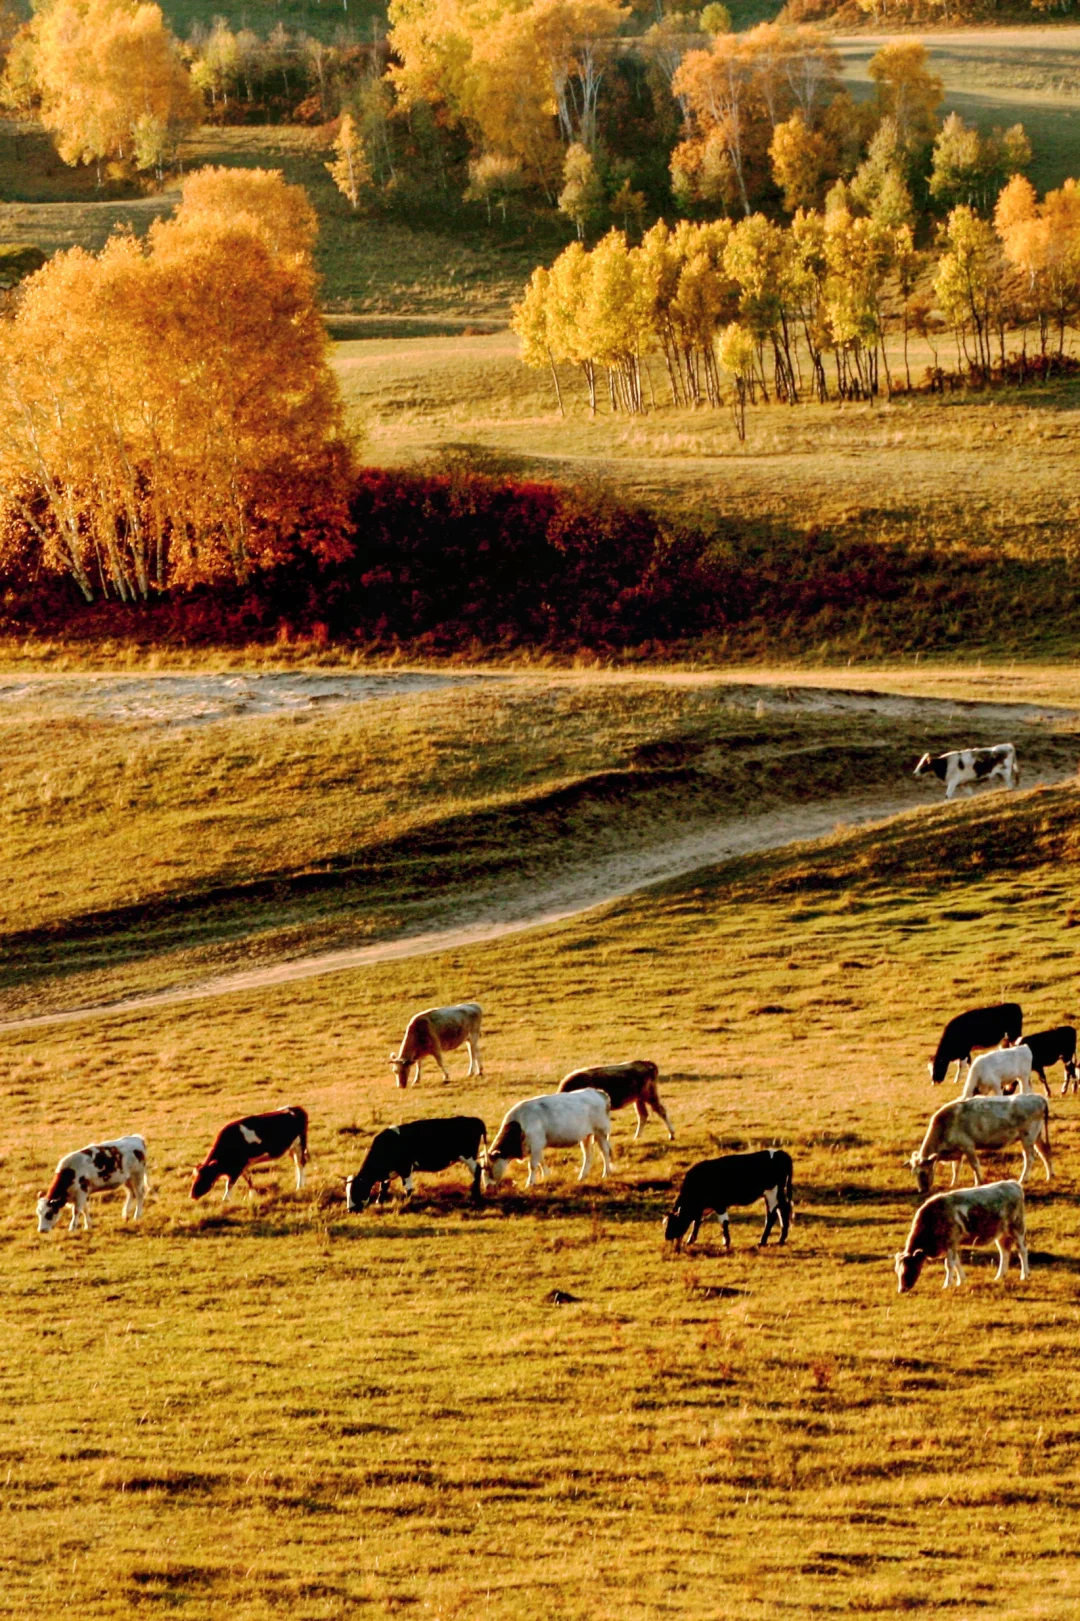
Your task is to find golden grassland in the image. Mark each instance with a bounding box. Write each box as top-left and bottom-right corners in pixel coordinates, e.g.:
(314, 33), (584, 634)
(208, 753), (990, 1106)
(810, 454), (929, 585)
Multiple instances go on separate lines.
(3, 673), (1077, 1018)
(6, 765), (1080, 1618)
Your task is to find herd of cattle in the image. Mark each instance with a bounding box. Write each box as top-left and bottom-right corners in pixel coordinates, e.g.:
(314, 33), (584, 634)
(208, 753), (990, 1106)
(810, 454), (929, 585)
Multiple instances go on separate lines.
(35, 991), (1074, 1297)
(30, 732), (1068, 1294)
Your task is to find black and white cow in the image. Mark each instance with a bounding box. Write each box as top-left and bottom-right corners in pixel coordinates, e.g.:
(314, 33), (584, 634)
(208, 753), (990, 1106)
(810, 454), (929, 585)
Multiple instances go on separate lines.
(345, 1117), (487, 1209)
(664, 1150), (794, 1253)
(36, 1135), (149, 1233)
(1023, 1027), (1079, 1096)
(191, 1107), (308, 1201)
(929, 1003), (1023, 1085)
(914, 743), (1019, 801)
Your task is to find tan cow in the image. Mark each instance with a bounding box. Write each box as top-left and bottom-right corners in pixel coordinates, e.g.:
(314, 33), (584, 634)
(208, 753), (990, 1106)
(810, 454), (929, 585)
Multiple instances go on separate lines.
(895, 1180), (1029, 1292)
(557, 1059), (674, 1140)
(908, 1094), (1051, 1197)
(390, 1002), (483, 1088)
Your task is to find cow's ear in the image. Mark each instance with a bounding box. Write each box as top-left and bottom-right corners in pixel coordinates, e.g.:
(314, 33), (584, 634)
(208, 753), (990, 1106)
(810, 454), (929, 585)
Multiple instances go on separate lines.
(912, 1248), (925, 1261)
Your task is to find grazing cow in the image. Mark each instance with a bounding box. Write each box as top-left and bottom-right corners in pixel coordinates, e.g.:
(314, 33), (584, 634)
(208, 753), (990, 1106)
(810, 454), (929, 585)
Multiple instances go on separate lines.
(960, 1044), (1034, 1099)
(557, 1060), (674, 1140)
(36, 1135), (149, 1233)
(928, 1002), (1023, 1085)
(483, 1090), (612, 1189)
(1022, 1026), (1079, 1096)
(345, 1117), (487, 1209)
(913, 743), (1019, 801)
(895, 1180), (1028, 1292)
(664, 1150), (794, 1253)
(191, 1107), (308, 1201)
(908, 1094), (1052, 1196)
(390, 1003), (483, 1088)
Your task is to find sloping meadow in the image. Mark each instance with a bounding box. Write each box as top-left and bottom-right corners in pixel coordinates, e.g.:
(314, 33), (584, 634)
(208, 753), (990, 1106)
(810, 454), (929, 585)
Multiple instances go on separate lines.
(4, 782), (1080, 1617)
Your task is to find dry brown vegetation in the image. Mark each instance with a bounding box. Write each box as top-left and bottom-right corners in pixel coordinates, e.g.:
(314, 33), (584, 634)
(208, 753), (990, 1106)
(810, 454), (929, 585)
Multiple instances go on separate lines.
(5, 693), (1080, 1616)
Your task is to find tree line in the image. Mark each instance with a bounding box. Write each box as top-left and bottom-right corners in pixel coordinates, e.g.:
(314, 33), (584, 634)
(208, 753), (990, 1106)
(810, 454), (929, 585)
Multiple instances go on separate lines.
(512, 171), (1080, 432)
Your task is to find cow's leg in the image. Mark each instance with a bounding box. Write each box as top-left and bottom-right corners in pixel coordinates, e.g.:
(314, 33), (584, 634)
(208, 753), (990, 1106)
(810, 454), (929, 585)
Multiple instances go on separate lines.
(653, 1100), (676, 1141)
(948, 1160), (960, 1188)
(994, 1239), (1010, 1281)
(1034, 1131), (1053, 1180)
(595, 1131), (611, 1180)
(68, 1202), (80, 1232)
(760, 1187), (779, 1245)
(465, 1158), (483, 1203)
(221, 1178), (232, 1203)
(430, 1042), (452, 1085)
(633, 1101), (648, 1141)
(964, 1150), (983, 1187)
(577, 1135), (594, 1181)
(466, 1037), (482, 1078)
(686, 1215), (702, 1250)
(777, 1193), (792, 1244)
(1018, 1143), (1033, 1185)
(719, 1211), (732, 1251)
(411, 1058), (423, 1087)
(402, 1171), (415, 1200)
(132, 1171), (147, 1221)
(291, 1142), (306, 1190)
(1016, 1229), (1030, 1281)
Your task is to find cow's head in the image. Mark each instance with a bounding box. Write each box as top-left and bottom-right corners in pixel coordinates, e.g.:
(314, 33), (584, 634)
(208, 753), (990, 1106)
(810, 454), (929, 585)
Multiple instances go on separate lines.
(481, 1151), (511, 1188)
(664, 1206), (693, 1249)
(35, 1195), (63, 1234)
(913, 753), (932, 779)
(344, 1175), (374, 1213)
(908, 1151), (936, 1197)
(190, 1161), (221, 1201)
(894, 1248), (926, 1293)
(388, 1053), (408, 1089)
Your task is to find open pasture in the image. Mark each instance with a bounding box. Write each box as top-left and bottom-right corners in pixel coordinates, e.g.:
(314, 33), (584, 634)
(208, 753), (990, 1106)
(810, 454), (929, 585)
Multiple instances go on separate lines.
(5, 764), (1080, 1617)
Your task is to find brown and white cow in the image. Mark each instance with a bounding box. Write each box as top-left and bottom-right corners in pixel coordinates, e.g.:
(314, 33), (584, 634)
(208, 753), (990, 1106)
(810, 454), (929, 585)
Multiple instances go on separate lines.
(191, 1107), (308, 1201)
(389, 1003), (482, 1088)
(37, 1135), (149, 1233)
(908, 1094), (1051, 1197)
(558, 1059), (674, 1140)
(895, 1180), (1029, 1292)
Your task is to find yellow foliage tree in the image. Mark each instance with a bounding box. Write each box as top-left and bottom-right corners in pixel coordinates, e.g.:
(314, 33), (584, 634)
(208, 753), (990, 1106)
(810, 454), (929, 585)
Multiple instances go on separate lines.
(0, 168), (349, 601)
(326, 113), (374, 211)
(25, 0), (199, 178)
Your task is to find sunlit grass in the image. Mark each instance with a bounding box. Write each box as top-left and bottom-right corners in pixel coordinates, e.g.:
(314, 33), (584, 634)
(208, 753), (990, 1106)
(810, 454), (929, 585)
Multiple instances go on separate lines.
(6, 781), (1080, 1617)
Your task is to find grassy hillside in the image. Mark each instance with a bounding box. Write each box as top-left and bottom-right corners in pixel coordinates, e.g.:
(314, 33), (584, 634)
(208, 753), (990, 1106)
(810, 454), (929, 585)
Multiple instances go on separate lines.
(3, 672), (1077, 1019)
(5, 764), (1080, 1618)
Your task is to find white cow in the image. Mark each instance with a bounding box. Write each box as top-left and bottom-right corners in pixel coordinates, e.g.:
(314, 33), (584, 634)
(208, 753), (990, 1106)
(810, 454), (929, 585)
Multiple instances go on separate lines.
(908, 1093), (1052, 1196)
(895, 1180), (1028, 1292)
(37, 1135), (149, 1233)
(389, 1002), (483, 1088)
(483, 1089), (612, 1189)
(914, 743), (1019, 800)
(961, 1045), (1034, 1098)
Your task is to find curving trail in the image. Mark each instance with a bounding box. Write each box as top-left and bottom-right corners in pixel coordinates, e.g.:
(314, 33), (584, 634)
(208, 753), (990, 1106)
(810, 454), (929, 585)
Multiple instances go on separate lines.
(0, 785), (1006, 1035)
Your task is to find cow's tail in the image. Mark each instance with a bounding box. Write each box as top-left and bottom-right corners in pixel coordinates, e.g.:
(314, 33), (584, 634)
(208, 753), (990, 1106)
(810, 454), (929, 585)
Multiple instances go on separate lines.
(294, 1106), (309, 1166)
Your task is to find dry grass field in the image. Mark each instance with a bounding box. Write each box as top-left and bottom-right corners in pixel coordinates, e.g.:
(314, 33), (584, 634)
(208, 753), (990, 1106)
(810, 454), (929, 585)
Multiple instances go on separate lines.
(5, 670), (1080, 1618)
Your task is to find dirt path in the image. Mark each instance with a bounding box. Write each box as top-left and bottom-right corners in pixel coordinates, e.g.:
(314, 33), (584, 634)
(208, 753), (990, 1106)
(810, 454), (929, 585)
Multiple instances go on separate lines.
(0, 779), (1047, 1036)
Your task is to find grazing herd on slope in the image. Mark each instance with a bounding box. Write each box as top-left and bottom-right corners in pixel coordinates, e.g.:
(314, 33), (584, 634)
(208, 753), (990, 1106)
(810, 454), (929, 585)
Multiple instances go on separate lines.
(34, 738), (1059, 1295)
(37, 993), (1072, 1298)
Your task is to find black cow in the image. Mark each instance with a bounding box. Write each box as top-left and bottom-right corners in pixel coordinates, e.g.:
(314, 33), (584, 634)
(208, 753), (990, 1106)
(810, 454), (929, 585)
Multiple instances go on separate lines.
(1023, 1026), (1079, 1096)
(664, 1150), (794, 1252)
(345, 1117), (487, 1210)
(191, 1107), (308, 1201)
(929, 1003), (1023, 1085)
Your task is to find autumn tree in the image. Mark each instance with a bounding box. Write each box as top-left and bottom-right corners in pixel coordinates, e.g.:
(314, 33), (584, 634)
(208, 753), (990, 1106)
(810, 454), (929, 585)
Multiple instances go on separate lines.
(22, 0), (200, 179)
(326, 112), (374, 210)
(996, 174), (1080, 356)
(559, 142), (605, 238)
(934, 204), (1008, 375)
(929, 113), (1030, 215)
(867, 41), (941, 157)
(0, 168), (349, 601)
(465, 152), (526, 221)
